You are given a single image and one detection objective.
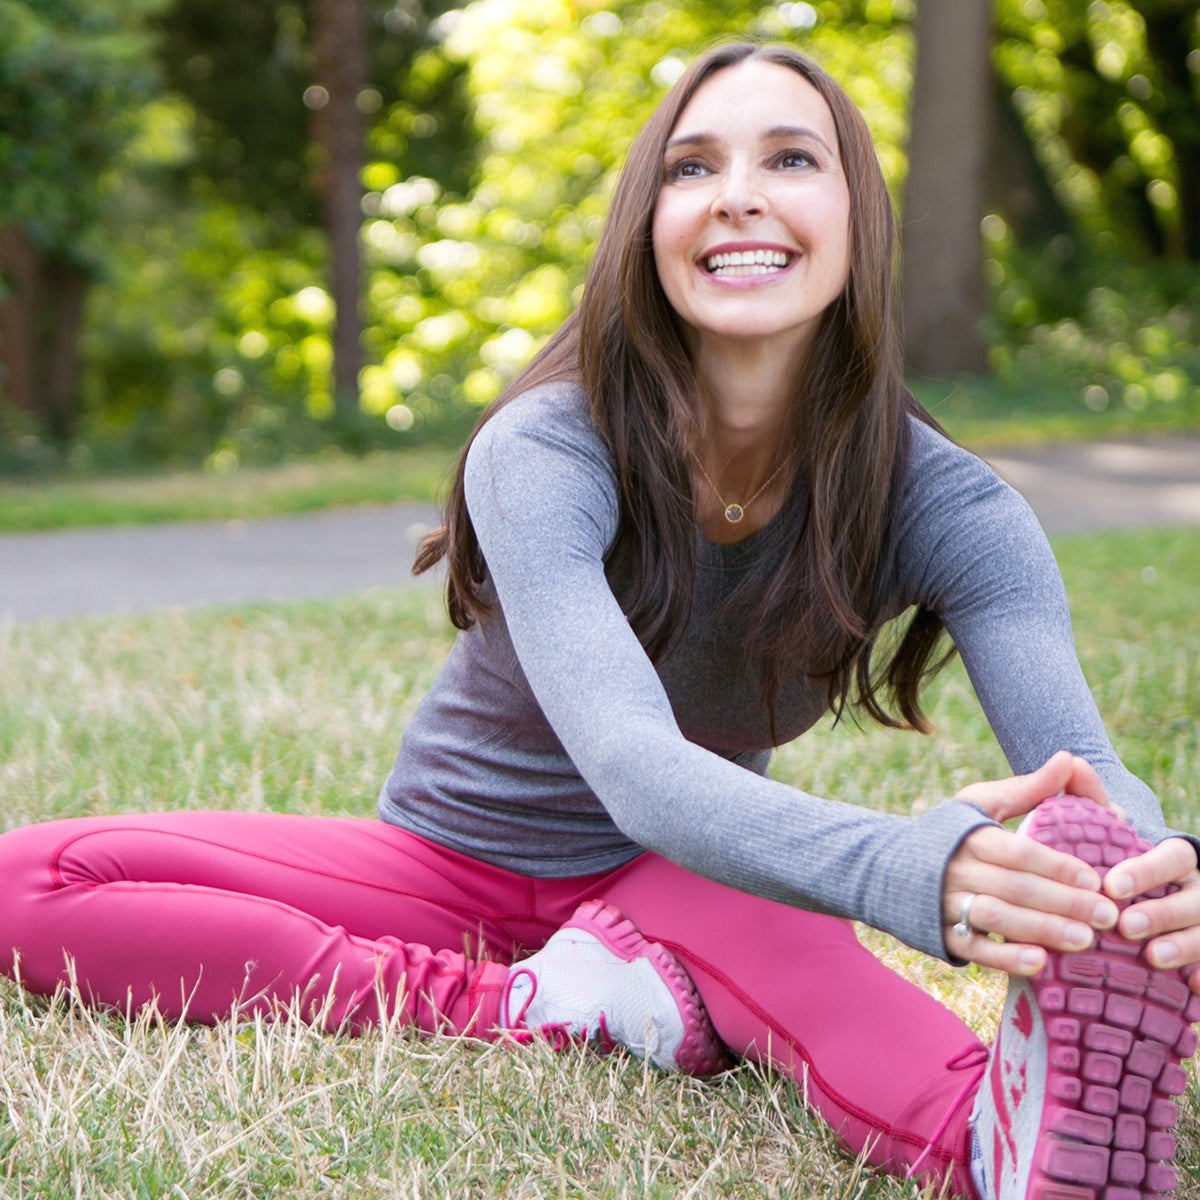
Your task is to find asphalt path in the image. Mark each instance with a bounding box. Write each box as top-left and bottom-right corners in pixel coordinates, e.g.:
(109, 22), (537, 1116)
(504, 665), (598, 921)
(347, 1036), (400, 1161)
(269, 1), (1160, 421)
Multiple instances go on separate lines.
(1, 434), (1197, 622)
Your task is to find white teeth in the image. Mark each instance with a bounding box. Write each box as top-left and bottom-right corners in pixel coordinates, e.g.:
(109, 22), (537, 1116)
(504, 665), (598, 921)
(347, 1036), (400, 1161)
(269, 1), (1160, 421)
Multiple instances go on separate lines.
(705, 248), (791, 275)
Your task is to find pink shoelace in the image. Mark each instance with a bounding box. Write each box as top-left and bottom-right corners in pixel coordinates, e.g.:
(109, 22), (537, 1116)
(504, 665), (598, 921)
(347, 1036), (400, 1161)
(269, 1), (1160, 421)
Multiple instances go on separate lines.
(501, 967), (618, 1055)
(905, 1043), (989, 1180)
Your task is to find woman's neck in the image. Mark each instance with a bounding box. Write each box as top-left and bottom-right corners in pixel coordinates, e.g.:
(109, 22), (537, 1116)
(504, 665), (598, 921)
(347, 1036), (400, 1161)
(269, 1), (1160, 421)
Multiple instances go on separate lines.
(692, 348), (801, 544)
(693, 331), (805, 437)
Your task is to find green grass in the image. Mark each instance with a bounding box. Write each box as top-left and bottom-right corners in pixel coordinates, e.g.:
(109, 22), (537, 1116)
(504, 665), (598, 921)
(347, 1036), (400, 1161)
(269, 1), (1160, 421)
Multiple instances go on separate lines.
(2, 376), (1198, 534)
(911, 375), (1200, 450)
(0, 444), (459, 534)
(0, 527), (1197, 1198)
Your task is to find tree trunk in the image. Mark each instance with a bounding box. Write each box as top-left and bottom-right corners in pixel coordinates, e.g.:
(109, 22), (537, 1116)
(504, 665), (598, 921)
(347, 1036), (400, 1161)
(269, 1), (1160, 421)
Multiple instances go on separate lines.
(43, 254), (90, 443)
(0, 224), (88, 444)
(310, 0), (368, 424)
(1136, 1), (1200, 260)
(901, 0), (994, 377)
(0, 226), (38, 420)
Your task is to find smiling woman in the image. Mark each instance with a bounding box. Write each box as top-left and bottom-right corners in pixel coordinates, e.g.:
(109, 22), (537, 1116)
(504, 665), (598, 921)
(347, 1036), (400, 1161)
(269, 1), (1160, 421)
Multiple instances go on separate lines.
(650, 61), (852, 542)
(1, 38), (1198, 1200)
(652, 62), (851, 391)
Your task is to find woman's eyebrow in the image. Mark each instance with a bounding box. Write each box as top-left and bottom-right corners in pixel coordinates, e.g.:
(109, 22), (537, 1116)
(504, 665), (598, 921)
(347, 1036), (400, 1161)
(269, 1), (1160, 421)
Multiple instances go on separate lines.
(665, 125), (834, 154)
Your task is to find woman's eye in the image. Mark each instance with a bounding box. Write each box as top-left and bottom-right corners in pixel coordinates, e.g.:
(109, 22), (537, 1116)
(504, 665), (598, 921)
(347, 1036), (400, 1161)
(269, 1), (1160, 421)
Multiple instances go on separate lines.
(666, 159), (708, 181)
(777, 150), (815, 170)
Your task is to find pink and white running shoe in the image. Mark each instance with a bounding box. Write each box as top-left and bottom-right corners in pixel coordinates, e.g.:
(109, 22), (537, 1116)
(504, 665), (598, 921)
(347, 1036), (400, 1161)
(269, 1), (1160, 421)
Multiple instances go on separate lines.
(501, 899), (729, 1076)
(970, 795), (1200, 1200)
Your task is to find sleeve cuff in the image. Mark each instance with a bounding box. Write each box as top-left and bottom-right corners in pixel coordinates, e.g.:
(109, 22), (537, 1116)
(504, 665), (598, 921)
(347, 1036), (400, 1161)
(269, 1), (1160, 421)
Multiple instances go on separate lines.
(862, 798), (998, 962)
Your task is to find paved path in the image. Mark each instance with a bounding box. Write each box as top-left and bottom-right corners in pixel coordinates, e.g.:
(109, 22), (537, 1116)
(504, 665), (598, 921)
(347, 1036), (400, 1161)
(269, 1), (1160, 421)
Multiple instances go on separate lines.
(0, 502), (442, 621)
(987, 436), (1200, 536)
(1, 435), (1197, 622)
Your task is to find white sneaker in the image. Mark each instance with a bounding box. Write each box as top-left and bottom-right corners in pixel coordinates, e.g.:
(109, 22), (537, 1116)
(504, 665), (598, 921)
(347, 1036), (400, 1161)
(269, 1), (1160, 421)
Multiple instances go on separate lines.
(970, 795), (1199, 1200)
(501, 899), (728, 1075)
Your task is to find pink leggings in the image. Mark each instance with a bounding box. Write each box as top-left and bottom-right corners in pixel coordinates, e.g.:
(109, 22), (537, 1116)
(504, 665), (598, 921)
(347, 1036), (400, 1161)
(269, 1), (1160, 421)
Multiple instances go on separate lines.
(0, 811), (983, 1191)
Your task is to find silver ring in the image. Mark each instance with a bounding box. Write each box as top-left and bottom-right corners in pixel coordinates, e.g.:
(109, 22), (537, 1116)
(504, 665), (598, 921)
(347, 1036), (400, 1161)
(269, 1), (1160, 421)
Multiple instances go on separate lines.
(952, 893), (980, 940)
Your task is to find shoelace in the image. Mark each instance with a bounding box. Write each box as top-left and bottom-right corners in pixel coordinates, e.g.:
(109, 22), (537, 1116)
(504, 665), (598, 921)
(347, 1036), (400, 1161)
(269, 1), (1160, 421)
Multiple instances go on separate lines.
(905, 1043), (989, 1179)
(502, 967), (538, 1029)
(501, 967), (618, 1054)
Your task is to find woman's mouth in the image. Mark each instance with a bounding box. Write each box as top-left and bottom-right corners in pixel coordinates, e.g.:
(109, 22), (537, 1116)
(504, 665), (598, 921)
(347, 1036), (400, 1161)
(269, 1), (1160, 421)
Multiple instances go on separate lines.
(703, 249), (793, 277)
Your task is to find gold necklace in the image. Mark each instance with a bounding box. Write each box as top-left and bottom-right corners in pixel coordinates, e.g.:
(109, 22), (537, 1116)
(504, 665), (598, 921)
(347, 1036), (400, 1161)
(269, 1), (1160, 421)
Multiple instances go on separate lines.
(694, 452), (793, 524)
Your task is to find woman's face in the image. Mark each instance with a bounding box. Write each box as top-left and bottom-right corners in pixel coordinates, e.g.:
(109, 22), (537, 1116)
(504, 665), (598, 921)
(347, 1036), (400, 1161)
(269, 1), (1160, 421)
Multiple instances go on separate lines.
(651, 60), (852, 365)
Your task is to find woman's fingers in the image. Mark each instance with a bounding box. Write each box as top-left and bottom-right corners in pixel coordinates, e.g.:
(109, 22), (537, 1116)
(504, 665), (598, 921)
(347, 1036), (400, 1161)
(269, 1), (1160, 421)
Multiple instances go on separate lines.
(947, 924), (1047, 976)
(946, 872), (1115, 939)
(1104, 837), (1198, 903)
(943, 825), (1121, 967)
(947, 827), (1200, 992)
(957, 822), (1097, 886)
(946, 826), (1114, 916)
(1126, 887), (1200, 993)
(942, 765), (1196, 977)
(1122, 886), (1200, 951)
(954, 751), (1112, 824)
(948, 890), (1097, 952)
(944, 889), (1108, 965)
(1094, 840), (1200, 982)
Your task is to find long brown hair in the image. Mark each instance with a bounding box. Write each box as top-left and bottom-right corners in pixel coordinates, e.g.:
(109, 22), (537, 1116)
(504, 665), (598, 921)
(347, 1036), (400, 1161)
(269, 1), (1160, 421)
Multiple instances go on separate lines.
(416, 40), (953, 732)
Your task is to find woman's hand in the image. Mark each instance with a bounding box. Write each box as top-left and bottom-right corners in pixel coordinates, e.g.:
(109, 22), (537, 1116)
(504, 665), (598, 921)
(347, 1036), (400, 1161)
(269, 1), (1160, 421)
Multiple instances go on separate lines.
(1104, 838), (1200, 996)
(943, 752), (1121, 975)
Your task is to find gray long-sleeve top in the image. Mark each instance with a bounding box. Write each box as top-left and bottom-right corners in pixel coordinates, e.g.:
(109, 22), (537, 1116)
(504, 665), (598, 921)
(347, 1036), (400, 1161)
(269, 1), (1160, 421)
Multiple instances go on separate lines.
(380, 382), (1190, 961)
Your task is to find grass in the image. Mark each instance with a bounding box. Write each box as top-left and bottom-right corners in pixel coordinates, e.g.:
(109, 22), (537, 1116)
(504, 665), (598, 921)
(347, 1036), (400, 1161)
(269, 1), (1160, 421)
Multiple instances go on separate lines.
(0, 444), (459, 534)
(1, 373), (1198, 534)
(0, 527), (1197, 1197)
(912, 375), (1200, 450)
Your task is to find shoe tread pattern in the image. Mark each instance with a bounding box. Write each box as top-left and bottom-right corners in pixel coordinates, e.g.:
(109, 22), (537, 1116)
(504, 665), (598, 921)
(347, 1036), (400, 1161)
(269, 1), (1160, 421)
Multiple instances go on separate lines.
(1024, 798), (1199, 1200)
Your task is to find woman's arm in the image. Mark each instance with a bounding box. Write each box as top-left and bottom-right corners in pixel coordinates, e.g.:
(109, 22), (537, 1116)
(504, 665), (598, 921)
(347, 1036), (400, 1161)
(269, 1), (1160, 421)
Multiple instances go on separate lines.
(899, 422), (1200, 985)
(900, 423), (1188, 847)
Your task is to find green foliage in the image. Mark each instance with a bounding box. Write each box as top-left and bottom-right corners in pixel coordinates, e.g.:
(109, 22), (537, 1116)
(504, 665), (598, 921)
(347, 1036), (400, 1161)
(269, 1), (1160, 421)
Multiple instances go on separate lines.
(73, 0), (480, 471)
(994, 0), (1200, 258)
(357, 0), (913, 426)
(5, 0), (1200, 474)
(153, 0), (475, 226)
(0, 0), (163, 258)
(982, 244), (1200, 430)
(975, 1), (1200, 425)
(155, 0), (316, 224)
(78, 175), (340, 469)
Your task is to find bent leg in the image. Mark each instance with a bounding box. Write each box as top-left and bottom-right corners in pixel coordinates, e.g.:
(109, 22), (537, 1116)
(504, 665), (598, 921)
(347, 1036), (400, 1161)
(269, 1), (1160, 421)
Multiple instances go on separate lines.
(0, 812), (529, 1033)
(599, 853), (983, 1193)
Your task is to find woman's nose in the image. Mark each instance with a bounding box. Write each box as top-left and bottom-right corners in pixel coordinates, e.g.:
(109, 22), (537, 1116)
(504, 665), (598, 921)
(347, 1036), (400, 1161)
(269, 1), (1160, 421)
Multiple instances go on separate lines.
(712, 165), (767, 220)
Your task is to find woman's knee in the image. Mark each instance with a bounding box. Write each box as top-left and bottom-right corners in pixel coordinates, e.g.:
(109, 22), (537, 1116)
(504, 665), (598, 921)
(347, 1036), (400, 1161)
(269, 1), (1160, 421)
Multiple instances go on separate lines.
(0, 816), (118, 897)
(0, 819), (76, 980)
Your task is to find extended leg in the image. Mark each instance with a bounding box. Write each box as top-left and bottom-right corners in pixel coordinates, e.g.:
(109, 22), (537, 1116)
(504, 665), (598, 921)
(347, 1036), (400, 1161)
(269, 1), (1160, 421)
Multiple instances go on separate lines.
(598, 853), (984, 1193)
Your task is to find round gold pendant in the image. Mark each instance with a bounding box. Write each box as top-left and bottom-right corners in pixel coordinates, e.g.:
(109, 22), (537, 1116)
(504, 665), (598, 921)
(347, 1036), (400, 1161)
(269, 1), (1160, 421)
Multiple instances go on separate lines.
(724, 504), (745, 523)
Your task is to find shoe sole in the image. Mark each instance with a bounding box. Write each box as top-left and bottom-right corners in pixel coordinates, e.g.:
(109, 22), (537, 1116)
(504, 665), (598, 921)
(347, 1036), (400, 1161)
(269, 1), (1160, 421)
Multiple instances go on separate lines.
(565, 899), (730, 1076)
(1018, 796), (1200, 1199)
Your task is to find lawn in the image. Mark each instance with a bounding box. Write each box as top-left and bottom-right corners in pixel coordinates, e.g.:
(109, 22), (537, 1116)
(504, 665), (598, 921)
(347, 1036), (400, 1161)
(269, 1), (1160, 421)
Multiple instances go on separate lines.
(0, 526), (1196, 1198)
(0, 444), (459, 534)
(0, 375), (1196, 535)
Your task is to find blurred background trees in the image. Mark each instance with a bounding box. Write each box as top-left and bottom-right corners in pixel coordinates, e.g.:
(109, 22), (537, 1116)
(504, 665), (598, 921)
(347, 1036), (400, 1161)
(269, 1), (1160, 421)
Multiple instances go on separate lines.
(1, 0), (1198, 475)
(0, 0), (162, 446)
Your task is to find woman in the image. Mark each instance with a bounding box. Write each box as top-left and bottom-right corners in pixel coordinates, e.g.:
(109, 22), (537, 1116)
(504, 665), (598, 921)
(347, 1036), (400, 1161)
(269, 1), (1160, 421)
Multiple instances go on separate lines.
(1, 40), (1197, 1200)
